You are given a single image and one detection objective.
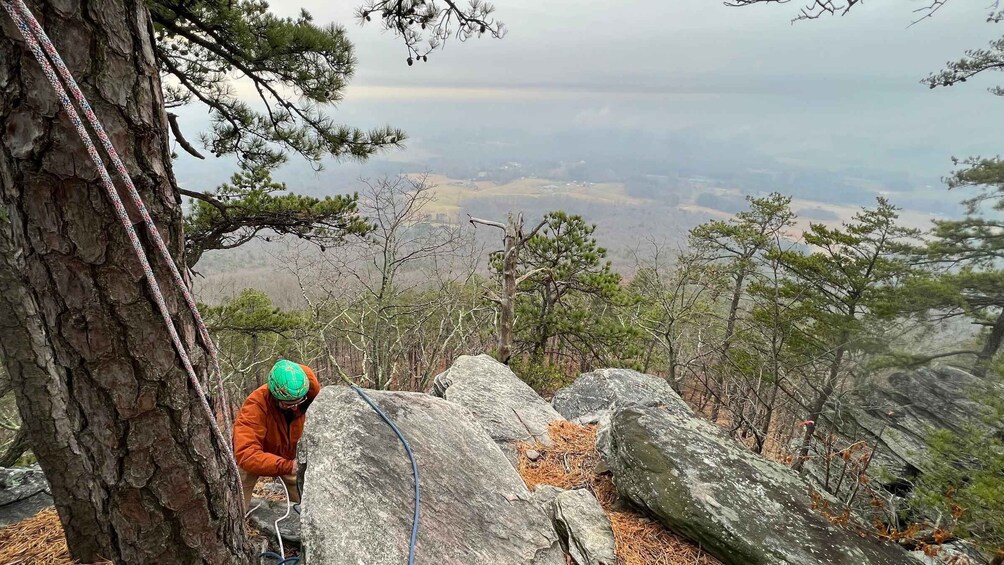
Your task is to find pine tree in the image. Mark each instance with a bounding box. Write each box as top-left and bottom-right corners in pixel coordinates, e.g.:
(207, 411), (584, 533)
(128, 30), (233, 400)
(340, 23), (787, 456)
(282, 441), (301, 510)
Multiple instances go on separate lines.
(153, 0), (503, 265)
(510, 211), (623, 364)
(912, 159), (1004, 376)
(773, 198), (918, 471)
(202, 288), (313, 394)
(688, 192), (795, 420)
(0, 0), (502, 561)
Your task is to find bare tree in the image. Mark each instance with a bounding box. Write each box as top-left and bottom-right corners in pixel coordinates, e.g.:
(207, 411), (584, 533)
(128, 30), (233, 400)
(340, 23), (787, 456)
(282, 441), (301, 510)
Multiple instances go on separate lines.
(628, 241), (727, 393)
(286, 175), (488, 389)
(469, 212), (547, 364)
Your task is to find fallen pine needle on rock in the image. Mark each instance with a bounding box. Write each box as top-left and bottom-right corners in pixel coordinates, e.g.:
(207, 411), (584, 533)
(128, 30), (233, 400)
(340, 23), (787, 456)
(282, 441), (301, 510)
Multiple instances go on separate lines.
(517, 420), (721, 565)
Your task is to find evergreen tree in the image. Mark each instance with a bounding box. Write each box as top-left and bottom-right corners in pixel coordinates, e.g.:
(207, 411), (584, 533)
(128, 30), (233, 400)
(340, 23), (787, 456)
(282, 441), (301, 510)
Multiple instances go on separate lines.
(0, 0), (502, 561)
(773, 198), (918, 471)
(202, 288), (314, 394)
(910, 159), (1004, 376)
(152, 0), (503, 265)
(510, 212), (623, 364)
(689, 192), (795, 420)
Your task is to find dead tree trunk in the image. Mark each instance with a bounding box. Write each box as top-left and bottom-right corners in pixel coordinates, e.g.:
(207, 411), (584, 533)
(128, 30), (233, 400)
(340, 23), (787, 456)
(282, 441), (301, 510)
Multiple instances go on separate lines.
(470, 213), (546, 365)
(0, 1), (248, 562)
(498, 221), (519, 363)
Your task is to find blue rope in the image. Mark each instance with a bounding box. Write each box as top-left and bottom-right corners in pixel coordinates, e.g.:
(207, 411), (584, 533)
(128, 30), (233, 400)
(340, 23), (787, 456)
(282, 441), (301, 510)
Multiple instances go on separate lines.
(351, 385), (420, 565)
(260, 551), (300, 565)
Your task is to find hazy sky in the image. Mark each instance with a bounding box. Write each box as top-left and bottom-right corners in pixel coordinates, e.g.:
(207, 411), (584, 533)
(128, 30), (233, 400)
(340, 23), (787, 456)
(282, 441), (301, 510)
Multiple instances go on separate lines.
(177, 1), (1004, 188)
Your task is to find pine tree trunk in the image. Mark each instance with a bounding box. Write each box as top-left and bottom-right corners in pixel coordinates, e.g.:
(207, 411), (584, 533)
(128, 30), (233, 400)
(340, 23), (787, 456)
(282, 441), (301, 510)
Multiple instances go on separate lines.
(754, 379), (780, 455)
(0, 1), (248, 562)
(711, 271), (747, 424)
(792, 345), (845, 472)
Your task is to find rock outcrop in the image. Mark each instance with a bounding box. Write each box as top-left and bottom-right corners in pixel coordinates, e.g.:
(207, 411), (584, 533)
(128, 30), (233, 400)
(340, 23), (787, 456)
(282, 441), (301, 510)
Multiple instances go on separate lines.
(552, 368), (689, 423)
(604, 404), (915, 565)
(298, 386), (564, 565)
(551, 489), (616, 565)
(812, 367), (999, 494)
(0, 465), (52, 527)
(433, 354), (563, 446)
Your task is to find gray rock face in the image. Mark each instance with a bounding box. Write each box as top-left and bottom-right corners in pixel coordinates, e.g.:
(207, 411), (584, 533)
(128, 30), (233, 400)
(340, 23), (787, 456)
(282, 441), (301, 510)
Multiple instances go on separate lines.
(533, 485), (566, 521)
(248, 497), (301, 545)
(0, 465), (52, 527)
(298, 387), (564, 565)
(552, 368), (690, 423)
(814, 367), (999, 491)
(551, 489), (616, 565)
(433, 354), (563, 445)
(604, 405), (915, 565)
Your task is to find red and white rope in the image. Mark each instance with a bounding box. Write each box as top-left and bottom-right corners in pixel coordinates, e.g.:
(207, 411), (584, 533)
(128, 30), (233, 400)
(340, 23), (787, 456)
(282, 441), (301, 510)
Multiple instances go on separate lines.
(5, 0), (233, 433)
(2, 0), (242, 500)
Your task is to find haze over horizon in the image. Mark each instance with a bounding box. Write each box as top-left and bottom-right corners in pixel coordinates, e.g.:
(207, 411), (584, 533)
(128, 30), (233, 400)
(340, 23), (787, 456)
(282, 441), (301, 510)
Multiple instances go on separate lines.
(172, 0), (1004, 212)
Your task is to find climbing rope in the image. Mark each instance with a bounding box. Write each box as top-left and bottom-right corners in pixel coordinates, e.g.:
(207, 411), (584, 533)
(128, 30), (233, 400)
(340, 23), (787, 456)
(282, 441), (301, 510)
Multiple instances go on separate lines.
(1, 0), (242, 501)
(4, 4), (422, 561)
(274, 477), (294, 561)
(350, 385), (421, 565)
(2, 0), (233, 432)
(244, 478), (296, 564)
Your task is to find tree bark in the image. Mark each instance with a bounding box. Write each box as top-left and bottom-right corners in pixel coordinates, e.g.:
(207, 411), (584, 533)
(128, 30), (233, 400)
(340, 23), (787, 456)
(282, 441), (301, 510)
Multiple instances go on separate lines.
(711, 271), (747, 423)
(792, 345), (845, 472)
(498, 222), (518, 364)
(754, 378), (781, 455)
(0, 1), (248, 562)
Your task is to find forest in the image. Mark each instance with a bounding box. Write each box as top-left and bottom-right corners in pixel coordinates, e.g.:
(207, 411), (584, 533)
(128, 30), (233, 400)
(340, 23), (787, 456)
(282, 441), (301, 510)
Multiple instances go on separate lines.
(0, 0), (1002, 563)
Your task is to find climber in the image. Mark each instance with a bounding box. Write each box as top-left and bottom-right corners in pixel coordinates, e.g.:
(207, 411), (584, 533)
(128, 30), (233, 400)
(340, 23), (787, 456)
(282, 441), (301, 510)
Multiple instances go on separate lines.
(233, 359), (321, 507)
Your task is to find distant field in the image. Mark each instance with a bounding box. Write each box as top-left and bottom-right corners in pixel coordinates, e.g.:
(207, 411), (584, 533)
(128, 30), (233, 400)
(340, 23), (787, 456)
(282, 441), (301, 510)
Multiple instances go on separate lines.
(681, 191), (936, 236)
(407, 174), (648, 221)
(194, 175), (945, 296)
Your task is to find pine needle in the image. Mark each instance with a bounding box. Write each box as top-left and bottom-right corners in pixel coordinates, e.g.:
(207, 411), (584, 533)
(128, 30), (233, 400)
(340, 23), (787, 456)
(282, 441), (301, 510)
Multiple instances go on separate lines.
(0, 508), (111, 565)
(517, 420), (722, 565)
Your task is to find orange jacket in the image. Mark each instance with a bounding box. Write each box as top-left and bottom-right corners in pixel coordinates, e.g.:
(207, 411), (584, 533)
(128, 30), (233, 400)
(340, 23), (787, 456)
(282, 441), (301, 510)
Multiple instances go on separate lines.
(233, 364), (321, 477)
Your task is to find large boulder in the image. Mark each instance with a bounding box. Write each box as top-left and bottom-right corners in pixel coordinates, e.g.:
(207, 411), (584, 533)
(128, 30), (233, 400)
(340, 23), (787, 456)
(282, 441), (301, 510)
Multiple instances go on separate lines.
(552, 368), (690, 423)
(433, 354), (563, 445)
(297, 387), (564, 565)
(604, 404), (915, 565)
(0, 465), (52, 527)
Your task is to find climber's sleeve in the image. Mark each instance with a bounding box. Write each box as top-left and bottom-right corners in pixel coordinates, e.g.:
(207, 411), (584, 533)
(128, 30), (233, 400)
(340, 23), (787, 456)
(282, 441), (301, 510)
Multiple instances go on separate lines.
(233, 395), (288, 477)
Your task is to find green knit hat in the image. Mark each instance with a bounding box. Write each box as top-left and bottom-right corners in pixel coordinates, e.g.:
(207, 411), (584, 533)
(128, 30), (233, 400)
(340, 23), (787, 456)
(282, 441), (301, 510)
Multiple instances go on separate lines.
(268, 360), (309, 401)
